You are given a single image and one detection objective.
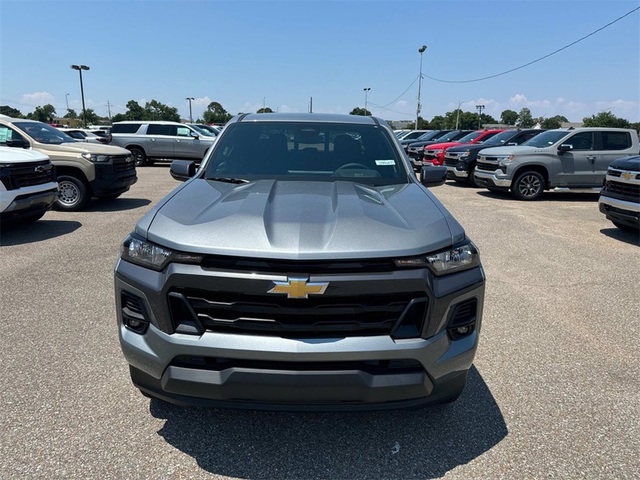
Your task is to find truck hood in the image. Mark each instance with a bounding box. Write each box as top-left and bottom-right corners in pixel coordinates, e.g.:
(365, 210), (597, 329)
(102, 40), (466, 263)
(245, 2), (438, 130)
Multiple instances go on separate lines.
(610, 155), (640, 172)
(425, 142), (461, 150)
(33, 141), (130, 156)
(139, 179), (462, 259)
(477, 145), (540, 156)
(0, 147), (49, 163)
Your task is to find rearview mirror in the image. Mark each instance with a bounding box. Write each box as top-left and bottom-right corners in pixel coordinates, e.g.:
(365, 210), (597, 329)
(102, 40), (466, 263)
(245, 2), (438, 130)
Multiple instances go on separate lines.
(420, 166), (447, 187)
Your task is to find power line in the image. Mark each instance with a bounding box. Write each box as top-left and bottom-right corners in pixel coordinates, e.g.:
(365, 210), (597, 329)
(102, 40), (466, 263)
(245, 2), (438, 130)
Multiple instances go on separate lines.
(376, 75), (420, 108)
(368, 102), (413, 117)
(425, 6), (640, 84)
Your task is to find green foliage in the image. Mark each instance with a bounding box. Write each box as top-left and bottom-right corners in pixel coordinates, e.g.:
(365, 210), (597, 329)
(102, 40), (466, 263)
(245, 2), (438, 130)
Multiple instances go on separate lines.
(79, 108), (100, 125)
(429, 116), (446, 129)
(539, 115), (569, 129)
(0, 105), (23, 118)
(516, 108), (534, 128)
(28, 104), (57, 123)
(500, 109), (518, 125)
(64, 109), (78, 119)
(349, 107), (371, 116)
(114, 99), (180, 122)
(203, 102), (232, 124)
(582, 111), (631, 128)
(257, 107), (273, 113)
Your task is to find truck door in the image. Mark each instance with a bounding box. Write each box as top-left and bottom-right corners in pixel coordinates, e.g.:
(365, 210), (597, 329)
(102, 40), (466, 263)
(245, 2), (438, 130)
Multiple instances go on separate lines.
(146, 124), (175, 158)
(593, 131), (634, 184)
(556, 131), (596, 186)
(174, 125), (203, 159)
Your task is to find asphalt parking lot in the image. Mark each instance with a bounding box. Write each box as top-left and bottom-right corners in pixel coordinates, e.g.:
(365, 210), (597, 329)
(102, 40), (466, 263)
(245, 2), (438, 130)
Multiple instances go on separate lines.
(1, 165), (638, 479)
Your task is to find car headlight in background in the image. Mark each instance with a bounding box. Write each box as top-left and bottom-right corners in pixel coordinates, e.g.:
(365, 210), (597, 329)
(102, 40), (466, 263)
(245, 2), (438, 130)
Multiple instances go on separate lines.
(394, 240), (480, 276)
(81, 153), (111, 162)
(459, 150), (471, 158)
(121, 234), (203, 271)
(497, 154), (515, 166)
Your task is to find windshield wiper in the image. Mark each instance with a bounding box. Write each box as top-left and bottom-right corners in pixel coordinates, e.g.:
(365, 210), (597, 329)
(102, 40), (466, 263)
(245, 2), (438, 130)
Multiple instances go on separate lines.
(207, 176), (250, 184)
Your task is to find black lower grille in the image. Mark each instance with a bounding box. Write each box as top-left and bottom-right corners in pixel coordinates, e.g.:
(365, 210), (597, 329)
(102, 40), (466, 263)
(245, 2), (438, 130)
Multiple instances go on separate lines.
(604, 180), (640, 198)
(114, 155), (136, 174)
(0, 161), (55, 190)
(169, 288), (427, 338)
(170, 355), (424, 375)
(476, 162), (501, 172)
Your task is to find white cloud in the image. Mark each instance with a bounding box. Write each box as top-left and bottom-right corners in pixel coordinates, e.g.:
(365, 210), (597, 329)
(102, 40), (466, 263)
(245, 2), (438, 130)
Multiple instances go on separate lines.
(21, 92), (55, 106)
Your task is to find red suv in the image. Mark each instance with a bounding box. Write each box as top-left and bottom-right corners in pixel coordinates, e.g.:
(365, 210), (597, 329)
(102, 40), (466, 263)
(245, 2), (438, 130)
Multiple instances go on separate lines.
(422, 129), (505, 166)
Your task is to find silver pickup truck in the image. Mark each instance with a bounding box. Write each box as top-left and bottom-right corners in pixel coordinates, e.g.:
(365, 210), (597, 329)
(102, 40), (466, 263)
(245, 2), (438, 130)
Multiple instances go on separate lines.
(109, 121), (217, 166)
(474, 127), (640, 200)
(115, 113), (485, 410)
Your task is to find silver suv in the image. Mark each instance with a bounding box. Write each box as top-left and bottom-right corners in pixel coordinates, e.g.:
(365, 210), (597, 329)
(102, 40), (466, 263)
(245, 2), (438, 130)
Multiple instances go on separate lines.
(115, 113), (486, 410)
(109, 121), (217, 166)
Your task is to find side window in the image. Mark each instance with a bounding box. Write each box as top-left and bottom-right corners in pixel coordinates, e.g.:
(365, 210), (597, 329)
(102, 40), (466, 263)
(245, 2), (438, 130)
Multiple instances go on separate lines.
(566, 132), (593, 150)
(599, 131), (631, 150)
(146, 124), (173, 136)
(520, 132), (538, 143)
(0, 126), (26, 146)
(176, 126), (192, 137)
(111, 123), (141, 134)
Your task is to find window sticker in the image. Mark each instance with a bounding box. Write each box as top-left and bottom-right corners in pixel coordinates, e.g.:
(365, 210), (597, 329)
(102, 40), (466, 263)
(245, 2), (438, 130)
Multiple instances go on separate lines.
(375, 159), (395, 166)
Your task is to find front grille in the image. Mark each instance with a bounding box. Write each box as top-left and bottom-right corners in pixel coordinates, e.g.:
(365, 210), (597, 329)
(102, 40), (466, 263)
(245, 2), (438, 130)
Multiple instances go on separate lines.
(0, 161), (55, 190)
(113, 155), (136, 174)
(608, 170), (640, 180)
(476, 161), (501, 172)
(168, 288), (427, 338)
(604, 180), (640, 198)
(201, 256), (396, 274)
(444, 157), (458, 167)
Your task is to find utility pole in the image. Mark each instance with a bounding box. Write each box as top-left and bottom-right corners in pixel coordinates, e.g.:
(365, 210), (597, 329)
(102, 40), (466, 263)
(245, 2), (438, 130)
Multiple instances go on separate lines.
(309, 97), (313, 113)
(455, 100), (462, 129)
(476, 104), (485, 129)
(363, 88), (371, 115)
(107, 101), (112, 121)
(186, 97), (195, 123)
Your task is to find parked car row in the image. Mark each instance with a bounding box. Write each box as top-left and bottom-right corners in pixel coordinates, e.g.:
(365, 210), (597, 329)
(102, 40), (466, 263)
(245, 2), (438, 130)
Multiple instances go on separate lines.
(0, 116), (138, 222)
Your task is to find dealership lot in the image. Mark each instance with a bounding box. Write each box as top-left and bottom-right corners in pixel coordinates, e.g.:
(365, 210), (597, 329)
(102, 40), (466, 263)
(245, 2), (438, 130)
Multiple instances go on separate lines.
(1, 165), (638, 479)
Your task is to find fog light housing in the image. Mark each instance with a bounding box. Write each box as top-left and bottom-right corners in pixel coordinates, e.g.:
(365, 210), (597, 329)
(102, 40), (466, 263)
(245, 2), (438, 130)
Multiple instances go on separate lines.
(121, 291), (150, 334)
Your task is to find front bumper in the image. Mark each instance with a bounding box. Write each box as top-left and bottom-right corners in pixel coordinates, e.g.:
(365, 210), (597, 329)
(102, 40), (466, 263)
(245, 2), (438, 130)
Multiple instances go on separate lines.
(0, 183), (58, 219)
(473, 170), (512, 188)
(91, 161), (137, 197)
(446, 166), (469, 179)
(115, 258), (485, 410)
(599, 195), (640, 229)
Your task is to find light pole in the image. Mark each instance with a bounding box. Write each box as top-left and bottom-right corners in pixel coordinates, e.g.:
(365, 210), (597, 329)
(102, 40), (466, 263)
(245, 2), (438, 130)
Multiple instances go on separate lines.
(186, 97), (195, 123)
(416, 45), (427, 129)
(363, 88), (371, 115)
(70, 65), (89, 127)
(65, 93), (70, 112)
(476, 104), (485, 129)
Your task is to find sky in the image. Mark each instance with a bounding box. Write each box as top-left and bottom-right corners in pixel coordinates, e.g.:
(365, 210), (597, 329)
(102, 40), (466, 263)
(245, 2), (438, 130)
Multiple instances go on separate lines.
(1, 0), (639, 124)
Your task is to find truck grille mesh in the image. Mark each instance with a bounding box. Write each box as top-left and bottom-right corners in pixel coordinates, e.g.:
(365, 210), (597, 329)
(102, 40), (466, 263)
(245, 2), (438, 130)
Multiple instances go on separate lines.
(168, 288), (427, 338)
(0, 161), (55, 190)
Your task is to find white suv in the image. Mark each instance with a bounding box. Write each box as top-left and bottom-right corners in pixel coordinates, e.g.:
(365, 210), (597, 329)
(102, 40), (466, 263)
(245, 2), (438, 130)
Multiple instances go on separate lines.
(0, 147), (58, 223)
(109, 121), (217, 166)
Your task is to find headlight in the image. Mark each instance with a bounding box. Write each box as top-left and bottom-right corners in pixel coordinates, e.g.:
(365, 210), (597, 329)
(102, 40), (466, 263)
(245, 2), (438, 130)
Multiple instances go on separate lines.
(81, 153), (111, 162)
(394, 241), (480, 276)
(121, 234), (203, 271)
(459, 150), (471, 158)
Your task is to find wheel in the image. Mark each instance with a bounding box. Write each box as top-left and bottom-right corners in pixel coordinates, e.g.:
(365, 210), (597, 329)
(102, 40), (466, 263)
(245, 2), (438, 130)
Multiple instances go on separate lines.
(512, 171), (545, 201)
(129, 147), (147, 166)
(55, 175), (89, 211)
(612, 221), (639, 233)
(467, 167), (481, 188)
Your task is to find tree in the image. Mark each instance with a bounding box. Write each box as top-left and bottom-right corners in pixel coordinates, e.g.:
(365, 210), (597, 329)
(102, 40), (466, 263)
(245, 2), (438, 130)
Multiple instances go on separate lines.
(124, 100), (146, 120)
(79, 108), (100, 125)
(0, 105), (23, 118)
(63, 109), (78, 119)
(349, 107), (371, 116)
(145, 99), (180, 122)
(429, 115), (447, 129)
(203, 101), (232, 124)
(257, 107), (273, 113)
(582, 111), (631, 128)
(28, 104), (57, 123)
(540, 115), (569, 129)
(516, 108), (534, 128)
(500, 109), (518, 125)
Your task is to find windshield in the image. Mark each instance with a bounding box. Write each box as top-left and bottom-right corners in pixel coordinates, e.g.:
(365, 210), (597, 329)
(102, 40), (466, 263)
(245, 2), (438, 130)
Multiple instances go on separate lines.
(15, 122), (75, 144)
(456, 131), (483, 143)
(482, 130), (517, 146)
(204, 122), (408, 186)
(436, 131), (464, 142)
(521, 130), (569, 147)
(415, 131), (440, 141)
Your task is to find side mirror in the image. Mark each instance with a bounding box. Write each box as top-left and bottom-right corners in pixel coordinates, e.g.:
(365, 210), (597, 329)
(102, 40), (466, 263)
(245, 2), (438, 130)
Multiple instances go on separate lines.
(558, 144), (573, 154)
(6, 138), (30, 149)
(170, 160), (196, 181)
(190, 131), (199, 139)
(420, 166), (447, 187)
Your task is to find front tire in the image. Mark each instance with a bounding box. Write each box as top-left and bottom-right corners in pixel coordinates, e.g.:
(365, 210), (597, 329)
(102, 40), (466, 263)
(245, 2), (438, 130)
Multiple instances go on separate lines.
(56, 175), (89, 211)
(512, 171), (545, 201)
